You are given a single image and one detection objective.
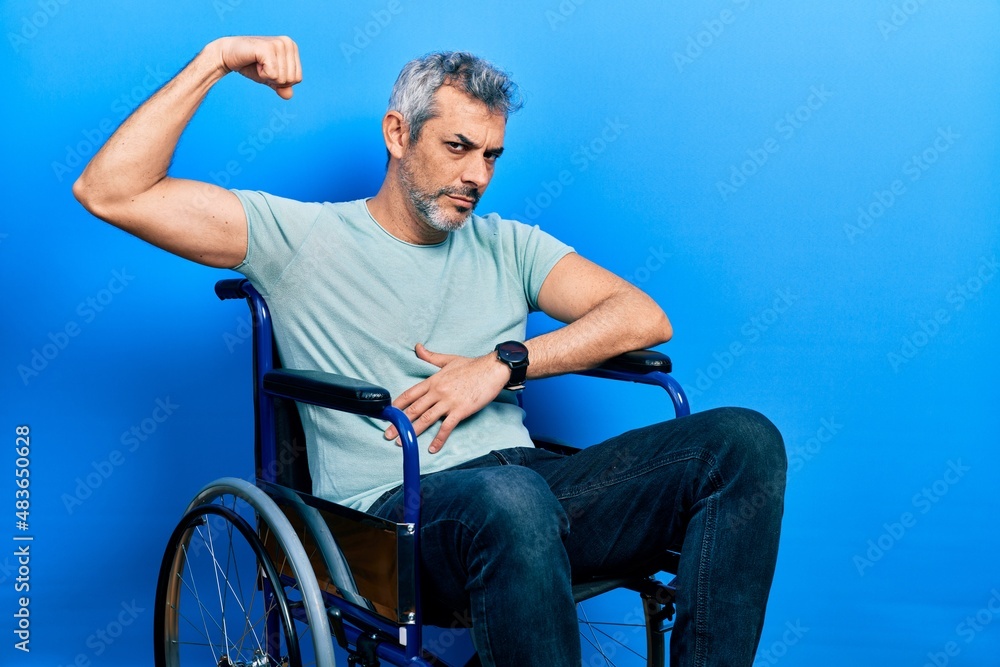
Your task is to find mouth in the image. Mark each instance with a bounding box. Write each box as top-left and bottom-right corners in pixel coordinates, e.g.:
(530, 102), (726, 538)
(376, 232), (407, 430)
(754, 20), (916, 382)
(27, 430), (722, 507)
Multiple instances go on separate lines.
(446, 194), (475, 208)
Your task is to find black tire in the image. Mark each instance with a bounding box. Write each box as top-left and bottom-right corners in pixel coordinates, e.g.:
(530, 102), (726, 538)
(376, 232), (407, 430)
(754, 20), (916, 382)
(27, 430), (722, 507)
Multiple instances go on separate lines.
(154, 503), (302, 666)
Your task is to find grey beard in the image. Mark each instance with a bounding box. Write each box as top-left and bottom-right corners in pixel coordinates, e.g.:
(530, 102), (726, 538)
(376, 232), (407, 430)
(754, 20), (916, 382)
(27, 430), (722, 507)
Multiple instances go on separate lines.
(409, 188), (470, 233)
(399, 159), (478, 233)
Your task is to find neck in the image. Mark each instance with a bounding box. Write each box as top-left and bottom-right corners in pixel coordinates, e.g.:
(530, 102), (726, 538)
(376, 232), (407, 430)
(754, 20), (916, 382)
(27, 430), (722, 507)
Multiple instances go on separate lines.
(367, 175), (449, 245)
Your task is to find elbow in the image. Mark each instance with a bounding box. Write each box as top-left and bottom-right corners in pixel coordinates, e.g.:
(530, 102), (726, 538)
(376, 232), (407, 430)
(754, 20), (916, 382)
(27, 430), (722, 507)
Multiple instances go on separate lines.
(656, 311), (673, 345)
(629, 290), (672, 348)
(632, 306), (672, 350)
(73, 172), (115, 221)
(661, 317), (673, 344)
(643, 294), (672, 345)
(71, 174), (89, 208)
(72, 173), (100, 215)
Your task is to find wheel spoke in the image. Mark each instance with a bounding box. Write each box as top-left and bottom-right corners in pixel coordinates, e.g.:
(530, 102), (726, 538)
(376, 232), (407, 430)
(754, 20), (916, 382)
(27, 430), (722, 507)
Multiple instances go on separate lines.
(203, 512), (267, 658)
(165, 501), (295, 666)
(579, 602), (617, 665)
(156, 485), (331, 667)
(175, 562), (225, 637)
(590, 623), (646, 661)
(203, 515), (233, 661)
(223, 496), (260, 660)
(180, 538), (221, 664)
(578, 619), (647, 629)
(577, 589), (670, 667)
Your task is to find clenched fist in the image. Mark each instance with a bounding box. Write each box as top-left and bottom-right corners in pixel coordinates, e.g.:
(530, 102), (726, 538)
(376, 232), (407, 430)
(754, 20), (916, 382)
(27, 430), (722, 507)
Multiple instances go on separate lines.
(210, 35), (302, 99)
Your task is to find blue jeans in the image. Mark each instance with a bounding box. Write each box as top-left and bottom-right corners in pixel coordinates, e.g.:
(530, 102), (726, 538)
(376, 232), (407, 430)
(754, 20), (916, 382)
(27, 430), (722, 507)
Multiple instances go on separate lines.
(369, 407), (787, 666)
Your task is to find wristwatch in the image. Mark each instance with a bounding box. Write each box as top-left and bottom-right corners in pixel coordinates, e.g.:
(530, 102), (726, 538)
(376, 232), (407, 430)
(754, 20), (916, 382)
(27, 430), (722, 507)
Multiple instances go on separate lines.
(494, 341), (529, 391)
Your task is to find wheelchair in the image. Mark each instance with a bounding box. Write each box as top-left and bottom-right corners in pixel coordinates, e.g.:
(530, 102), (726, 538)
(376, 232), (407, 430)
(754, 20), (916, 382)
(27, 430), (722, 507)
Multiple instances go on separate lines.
(153, 278), (691, 667)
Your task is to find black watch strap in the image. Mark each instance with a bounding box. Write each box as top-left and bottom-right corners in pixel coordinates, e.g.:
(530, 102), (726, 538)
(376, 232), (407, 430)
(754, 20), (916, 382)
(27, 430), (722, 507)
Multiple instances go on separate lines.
(495, 341), (529, 391)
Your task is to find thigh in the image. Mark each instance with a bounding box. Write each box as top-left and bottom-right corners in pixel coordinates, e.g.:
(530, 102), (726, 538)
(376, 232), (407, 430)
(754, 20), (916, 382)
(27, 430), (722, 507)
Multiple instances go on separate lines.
(370, 455), (570, 618)
(522, 411), (733, 578)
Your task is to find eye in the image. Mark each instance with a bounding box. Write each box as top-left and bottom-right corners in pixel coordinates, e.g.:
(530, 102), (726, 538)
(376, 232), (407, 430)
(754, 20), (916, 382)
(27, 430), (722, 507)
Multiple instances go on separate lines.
(445, 142), (465, 152)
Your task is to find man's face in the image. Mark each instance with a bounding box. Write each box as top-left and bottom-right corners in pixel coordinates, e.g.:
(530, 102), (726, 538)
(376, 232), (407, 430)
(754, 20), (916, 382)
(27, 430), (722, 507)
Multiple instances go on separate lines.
(397, 85), (507, 233)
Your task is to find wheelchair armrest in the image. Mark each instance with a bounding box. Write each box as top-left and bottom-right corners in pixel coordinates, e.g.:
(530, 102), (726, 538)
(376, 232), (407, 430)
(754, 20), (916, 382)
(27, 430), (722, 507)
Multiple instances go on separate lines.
(215, 278), (250, 300)
(575, 349), (689, 418)
(592, 349), (671, 374)
(263, 369), (391, 417)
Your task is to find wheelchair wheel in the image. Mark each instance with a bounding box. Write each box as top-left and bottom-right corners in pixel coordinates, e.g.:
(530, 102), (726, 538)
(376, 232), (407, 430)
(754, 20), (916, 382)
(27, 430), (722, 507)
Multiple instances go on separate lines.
(460, 579), (675, 667)
(576, 580), (674, 667)
(155, 478), (337, 667)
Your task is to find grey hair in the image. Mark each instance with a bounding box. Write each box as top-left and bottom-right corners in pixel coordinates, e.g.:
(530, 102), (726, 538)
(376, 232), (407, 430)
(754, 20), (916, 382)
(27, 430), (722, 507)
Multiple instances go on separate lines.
(387, 51), (523, 142)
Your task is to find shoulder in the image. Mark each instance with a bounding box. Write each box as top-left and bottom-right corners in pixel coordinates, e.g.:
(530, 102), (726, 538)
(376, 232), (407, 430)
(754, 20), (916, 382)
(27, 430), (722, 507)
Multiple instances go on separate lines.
(231, 189), (321, 220)
(233, 190), (371, 226)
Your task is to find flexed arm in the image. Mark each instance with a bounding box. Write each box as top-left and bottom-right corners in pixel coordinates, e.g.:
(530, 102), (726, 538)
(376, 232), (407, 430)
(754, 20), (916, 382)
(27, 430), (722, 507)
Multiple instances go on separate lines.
(73, 36), (302, 267)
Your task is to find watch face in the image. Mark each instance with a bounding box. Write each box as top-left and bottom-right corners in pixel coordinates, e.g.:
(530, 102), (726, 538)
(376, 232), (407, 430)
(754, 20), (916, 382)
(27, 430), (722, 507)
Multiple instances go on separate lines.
(496, 341), (528, 364)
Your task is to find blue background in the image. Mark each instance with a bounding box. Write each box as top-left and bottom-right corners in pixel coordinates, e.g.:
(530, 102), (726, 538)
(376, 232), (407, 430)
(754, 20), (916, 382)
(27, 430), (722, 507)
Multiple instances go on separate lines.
(3, 1), (999, 665)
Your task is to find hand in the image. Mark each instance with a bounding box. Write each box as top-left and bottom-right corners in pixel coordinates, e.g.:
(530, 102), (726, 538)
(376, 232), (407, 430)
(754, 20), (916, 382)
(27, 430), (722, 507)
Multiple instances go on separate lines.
(211, 36), (302, 99)
(384, 343), (510, 453)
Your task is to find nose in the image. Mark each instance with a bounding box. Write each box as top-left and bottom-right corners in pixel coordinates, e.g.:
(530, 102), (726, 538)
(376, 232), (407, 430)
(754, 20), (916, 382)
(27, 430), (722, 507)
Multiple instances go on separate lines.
(461, 155), (492, 191)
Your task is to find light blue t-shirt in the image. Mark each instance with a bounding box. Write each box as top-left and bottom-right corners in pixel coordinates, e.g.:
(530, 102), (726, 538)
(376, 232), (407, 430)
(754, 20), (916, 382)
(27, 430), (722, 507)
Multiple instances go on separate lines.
(232, 191), (574, 510)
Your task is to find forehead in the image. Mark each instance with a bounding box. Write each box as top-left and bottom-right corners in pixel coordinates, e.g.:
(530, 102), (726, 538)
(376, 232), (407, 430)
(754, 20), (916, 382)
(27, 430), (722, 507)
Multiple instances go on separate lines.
(425, 85), (506, 141)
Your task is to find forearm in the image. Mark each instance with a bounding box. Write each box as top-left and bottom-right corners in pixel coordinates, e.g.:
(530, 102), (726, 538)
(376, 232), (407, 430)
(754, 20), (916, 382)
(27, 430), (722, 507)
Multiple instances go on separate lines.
(525, 286), (672, 379)
(391, 287), (670, 453)
(73, 42), (227, 217)
(72, 36), (300, 267)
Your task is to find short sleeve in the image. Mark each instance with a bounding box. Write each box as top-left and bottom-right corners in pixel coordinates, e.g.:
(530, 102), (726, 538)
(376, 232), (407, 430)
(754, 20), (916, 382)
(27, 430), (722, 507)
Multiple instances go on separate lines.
(506, 219), (575, 312)
(231, 189), (324, 294)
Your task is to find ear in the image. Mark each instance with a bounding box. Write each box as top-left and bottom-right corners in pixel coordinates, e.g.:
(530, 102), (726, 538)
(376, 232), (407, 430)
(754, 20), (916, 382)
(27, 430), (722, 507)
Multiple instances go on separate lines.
(382, 110), (409, 161)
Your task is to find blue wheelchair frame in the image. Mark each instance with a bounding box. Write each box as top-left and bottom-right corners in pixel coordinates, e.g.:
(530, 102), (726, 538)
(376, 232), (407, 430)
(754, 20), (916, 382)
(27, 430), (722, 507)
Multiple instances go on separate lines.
(157, 277), (690, 666)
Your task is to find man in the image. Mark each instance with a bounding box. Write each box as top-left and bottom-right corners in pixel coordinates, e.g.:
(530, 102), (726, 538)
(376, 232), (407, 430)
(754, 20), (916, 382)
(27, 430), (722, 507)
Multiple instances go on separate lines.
(74, 36), (786, 666)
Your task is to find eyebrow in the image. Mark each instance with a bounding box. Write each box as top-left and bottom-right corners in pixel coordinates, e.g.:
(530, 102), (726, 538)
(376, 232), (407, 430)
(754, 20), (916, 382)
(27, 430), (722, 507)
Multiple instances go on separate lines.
(453, 133), (505, 157)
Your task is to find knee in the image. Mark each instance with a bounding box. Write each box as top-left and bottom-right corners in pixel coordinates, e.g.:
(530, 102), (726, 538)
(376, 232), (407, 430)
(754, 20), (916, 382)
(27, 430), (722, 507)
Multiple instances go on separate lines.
(708, 407), (787, 485)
